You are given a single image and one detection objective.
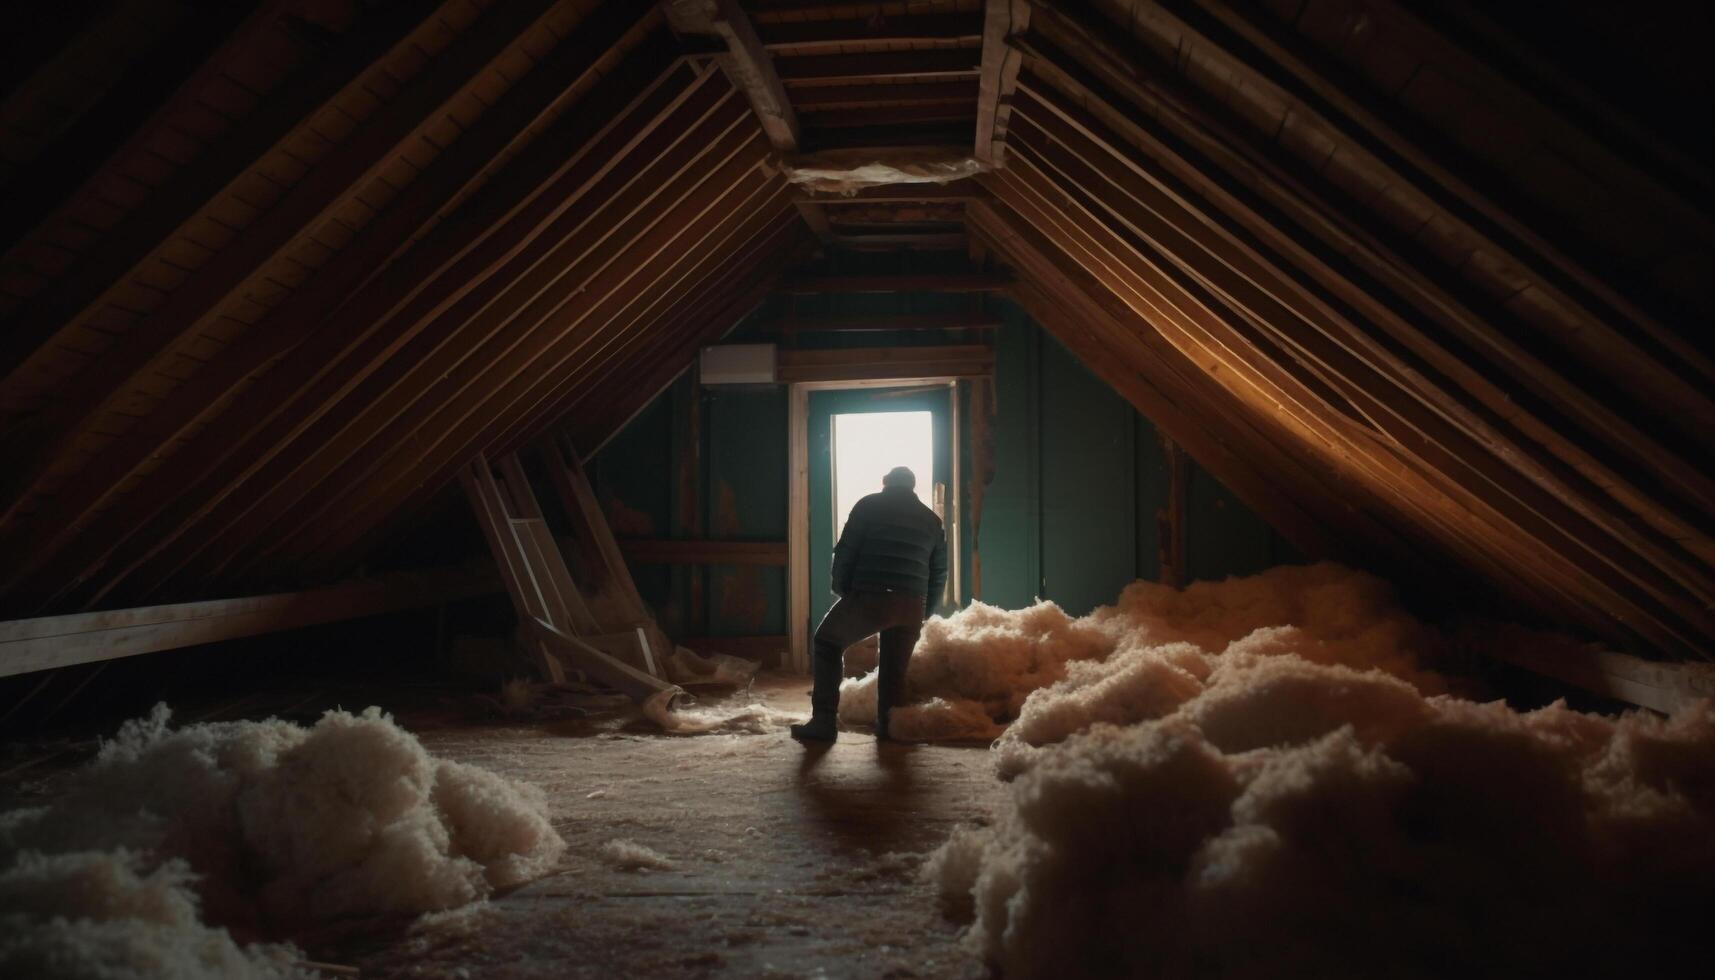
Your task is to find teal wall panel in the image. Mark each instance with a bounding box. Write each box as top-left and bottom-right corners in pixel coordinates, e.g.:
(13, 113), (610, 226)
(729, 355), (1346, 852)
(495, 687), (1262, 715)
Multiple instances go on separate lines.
(592, 283), (1300, 643)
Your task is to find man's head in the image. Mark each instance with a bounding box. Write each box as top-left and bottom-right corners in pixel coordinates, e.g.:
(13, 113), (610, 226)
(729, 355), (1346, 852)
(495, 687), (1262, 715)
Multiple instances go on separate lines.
(882, 466), (916, 491)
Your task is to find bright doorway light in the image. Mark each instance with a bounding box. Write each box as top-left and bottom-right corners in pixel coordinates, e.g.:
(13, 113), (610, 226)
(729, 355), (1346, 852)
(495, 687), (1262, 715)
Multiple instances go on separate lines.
(832, 411), (933, 541)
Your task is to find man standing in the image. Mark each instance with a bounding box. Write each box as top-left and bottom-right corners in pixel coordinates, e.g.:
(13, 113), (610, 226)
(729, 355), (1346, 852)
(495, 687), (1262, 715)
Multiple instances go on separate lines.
(791, 466), (947, 742)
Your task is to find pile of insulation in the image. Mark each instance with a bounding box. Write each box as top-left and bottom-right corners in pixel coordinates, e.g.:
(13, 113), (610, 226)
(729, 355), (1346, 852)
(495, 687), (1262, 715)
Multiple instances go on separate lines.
(0, 705), (565, 979)
(859, 563), (1713, 977)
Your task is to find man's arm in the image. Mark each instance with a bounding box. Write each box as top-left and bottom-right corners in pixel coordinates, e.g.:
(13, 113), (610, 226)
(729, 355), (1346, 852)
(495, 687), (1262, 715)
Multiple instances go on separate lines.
(829, 501), (868, 597)
(925, 528), (948, 611)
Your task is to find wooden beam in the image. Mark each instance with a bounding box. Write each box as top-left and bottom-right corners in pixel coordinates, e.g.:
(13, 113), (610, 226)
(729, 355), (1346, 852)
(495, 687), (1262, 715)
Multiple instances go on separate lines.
(0, 2), (425, 380)
(777, 273), (1009, 293)
(1476, 640), (1715, 715)
(79, 78), (748, 606)
(776, 344), (993, 384)
(805, 104), (976, 129)
(242, 166), (788, 582)
(619, 539), (787, 566)
(973, 0), (1029, 165)
(0, 12), (667, 594)
(0, 0), (563, 527)
(529, 617), (681, 706)
(532, 221), (807, 456)
(0, 0), (255, 256)
(770, 312), (1000, 333)
(666, 0), (800, 152)
(4, 40), (700, 609)
(0, 564), (498, 678)
(774, 49), (980, 82)
(791, 179), (988, 202)
(829, 232), (968, 250)
(567, 230), (808, 458)
(755, 13), (982, 48)
(789, 80), (978, 108)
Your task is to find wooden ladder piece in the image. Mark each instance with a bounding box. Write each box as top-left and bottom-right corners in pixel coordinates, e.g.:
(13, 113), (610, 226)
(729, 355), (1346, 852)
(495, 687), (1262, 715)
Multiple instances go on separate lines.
(461, 451), (672, 693)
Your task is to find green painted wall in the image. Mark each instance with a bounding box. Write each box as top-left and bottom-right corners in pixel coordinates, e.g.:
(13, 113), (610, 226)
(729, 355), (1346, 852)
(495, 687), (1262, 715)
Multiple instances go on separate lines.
(591, 252), (1299, 637)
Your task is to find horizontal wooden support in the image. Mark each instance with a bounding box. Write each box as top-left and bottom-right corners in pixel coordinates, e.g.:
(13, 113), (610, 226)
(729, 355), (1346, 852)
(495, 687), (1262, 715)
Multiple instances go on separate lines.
(618, 539), (788, 566)
(792, 179), (988, 202)
(1479, 641), (1715, 714)
(790, 80), (978, 108)
(774, 313), (1000, 333)
(777, 273), (1010, 293)
(775, 49), (980, 82)
(757, 13), (981, 48)
(777, 344), (993, 384)
(678, 635), (788, 660)
(0, 564), (500, 678)
(807, 104), (976, 128)
(830, 233), (968, 249)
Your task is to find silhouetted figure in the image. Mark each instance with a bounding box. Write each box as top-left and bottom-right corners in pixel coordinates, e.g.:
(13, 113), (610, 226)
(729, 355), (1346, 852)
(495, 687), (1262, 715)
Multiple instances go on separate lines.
(791, 466), (947, 742)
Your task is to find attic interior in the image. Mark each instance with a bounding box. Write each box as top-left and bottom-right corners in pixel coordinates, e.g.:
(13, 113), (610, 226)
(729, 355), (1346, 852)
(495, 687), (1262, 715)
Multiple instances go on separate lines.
(1, 1), (1712, 977)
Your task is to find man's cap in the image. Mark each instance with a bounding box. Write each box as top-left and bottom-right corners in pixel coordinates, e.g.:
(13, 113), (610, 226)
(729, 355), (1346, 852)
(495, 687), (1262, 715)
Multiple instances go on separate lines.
(883, 466), (916, 489)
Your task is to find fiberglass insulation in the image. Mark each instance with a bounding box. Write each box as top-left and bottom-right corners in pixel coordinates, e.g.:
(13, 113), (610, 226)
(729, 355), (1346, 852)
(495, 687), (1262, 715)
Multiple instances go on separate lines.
(0, 705), (565, 978)
(881, 563), (1712, 977)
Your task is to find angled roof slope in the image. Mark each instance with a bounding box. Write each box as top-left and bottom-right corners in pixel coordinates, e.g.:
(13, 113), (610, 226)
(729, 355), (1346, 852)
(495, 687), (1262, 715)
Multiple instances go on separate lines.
(0, 0), (1710, 662)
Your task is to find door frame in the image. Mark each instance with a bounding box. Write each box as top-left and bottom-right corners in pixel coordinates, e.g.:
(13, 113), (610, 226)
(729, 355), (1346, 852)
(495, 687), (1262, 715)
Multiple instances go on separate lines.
(787, 377), (963, 673)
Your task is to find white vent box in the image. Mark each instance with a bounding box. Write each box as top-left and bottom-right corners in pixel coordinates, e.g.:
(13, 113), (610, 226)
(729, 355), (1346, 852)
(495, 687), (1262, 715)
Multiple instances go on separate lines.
(699, 343), (776, 385)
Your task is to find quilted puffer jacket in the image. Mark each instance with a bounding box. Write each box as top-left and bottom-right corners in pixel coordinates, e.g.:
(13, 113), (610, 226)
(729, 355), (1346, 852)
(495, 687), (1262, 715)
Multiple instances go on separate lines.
(830, 486), (947, 606)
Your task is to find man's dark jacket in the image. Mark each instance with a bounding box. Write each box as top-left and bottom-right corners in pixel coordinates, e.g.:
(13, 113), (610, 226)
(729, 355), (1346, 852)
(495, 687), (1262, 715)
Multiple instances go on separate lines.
(831, 486), (947, 606)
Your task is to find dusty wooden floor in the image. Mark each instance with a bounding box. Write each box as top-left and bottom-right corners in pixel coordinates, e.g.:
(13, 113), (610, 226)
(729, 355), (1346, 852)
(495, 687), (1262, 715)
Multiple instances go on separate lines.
(329, 675), (1004, 979)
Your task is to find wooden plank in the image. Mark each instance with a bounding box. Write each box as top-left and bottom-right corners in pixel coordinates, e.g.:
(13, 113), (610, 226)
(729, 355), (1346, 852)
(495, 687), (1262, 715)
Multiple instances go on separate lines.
(789, 80), (978, 108)
(0, 0), (563, 528)
(618, 539), (787, 566)
(756, 13), (982, 48)
(3, 37), (694, 607)
(0, 0), (256, 257)
(973, 0), (1029, 165)
(776, 344), (993, 384)
(253, 155), (784, 577)
(547, 436), (654, 626)
(791, 179), (988, 202)
(272, 173), (791, 578)
(787, 382), (809, 672)
(529, 617), (681, 705)
(1477, 640), (1715, 715)
(0, 2), (427, 389)
(771, 312), (999, 333)
(777, 273), (1008, 293)
(1005, 57), (1715, 569)
(666, 0), (800, 152)
(1, 5), (657, 562)
(50, 66), (732, 609)
(0, 563), (498, 678)
(774, 49), (980, 82)
(567, 230), (809, 458)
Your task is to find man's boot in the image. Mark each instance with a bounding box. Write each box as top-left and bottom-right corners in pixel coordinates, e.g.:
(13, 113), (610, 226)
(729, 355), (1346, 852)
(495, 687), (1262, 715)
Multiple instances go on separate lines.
(790, 712), (838, 741)
(791, 641), (844, 742)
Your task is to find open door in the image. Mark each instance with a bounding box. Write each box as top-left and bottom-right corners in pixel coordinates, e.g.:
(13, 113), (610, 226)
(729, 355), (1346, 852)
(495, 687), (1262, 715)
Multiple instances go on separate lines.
(806, 385), (955, 632)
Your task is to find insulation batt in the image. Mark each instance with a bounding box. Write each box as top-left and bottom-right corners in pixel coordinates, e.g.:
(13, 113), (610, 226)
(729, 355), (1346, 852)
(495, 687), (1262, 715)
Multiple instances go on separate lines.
(906, 564), (1715, 977)
(0, 705), (565, 978)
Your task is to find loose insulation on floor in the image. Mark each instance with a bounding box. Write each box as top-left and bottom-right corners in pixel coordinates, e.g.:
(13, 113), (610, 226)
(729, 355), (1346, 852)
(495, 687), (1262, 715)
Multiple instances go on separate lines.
(0, 705), (565, 979)
(879, 563), (1713, 977)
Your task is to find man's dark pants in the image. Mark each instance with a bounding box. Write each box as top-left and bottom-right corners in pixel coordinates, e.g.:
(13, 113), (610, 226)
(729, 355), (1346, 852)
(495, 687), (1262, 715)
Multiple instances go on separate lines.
(810, 590), (925, 729)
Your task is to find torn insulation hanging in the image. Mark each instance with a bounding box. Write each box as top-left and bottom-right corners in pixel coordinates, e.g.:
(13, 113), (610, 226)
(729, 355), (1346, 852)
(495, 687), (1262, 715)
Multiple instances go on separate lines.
(778, 146), (985, 196)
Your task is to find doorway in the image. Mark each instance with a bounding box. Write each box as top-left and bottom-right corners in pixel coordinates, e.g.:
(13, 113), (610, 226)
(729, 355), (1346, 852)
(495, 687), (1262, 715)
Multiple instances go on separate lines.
(789, 381), (961, 669)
